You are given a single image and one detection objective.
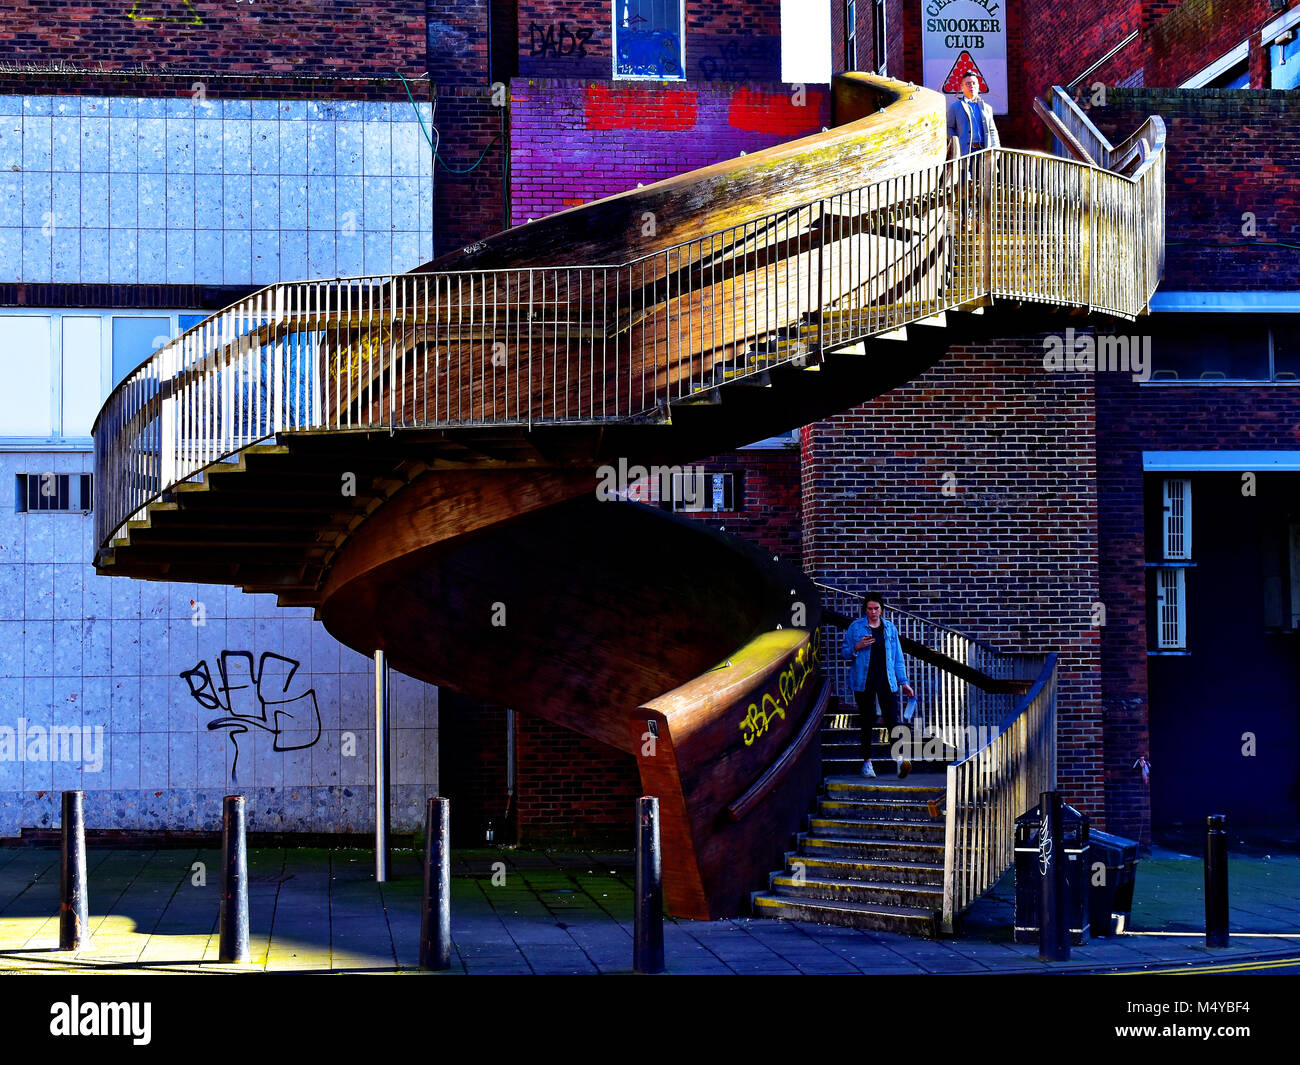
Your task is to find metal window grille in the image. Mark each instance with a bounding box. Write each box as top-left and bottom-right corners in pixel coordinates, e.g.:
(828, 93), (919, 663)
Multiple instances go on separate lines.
(1161, 477), (1192, 560)
(1154, 566), (1187, 649)
(16, 473), (93, 513)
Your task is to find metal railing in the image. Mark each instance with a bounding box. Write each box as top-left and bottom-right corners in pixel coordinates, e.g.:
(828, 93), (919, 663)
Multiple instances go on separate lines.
(941, 654), (1058, 933)
(815, 582), (1057, 931)
(95, 119), (1166, 551)
(815, 581), (1033, 746)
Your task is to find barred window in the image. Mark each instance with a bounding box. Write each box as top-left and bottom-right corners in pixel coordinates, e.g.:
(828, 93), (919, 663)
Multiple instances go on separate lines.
(16, 473), (93, 513)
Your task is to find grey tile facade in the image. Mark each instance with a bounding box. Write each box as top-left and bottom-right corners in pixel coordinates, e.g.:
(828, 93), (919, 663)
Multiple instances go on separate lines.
(0, 94), (435, 285)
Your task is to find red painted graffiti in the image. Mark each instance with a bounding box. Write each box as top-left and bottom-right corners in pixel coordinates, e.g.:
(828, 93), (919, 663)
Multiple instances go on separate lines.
(585, 84), (698, 131)
(727, 87), (825, 137)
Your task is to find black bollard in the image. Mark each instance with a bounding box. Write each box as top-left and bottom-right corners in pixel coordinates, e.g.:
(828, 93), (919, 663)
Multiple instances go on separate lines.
(1205, 814), (1229, 949)
(59, 791), (88, 950)
(419, 797), (451, 970)
(1038, 790), (1070, 962)
(634, 796), (665, 975)
(219, 795), (250, 963)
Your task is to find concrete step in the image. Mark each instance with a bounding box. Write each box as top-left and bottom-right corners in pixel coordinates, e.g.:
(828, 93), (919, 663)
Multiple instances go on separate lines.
(769, 871), (944, 910)
(808, 817), (944, 843)
(818, 797), (943, 823)
(752, 893), (940, 936)
(824, 775), (947, 801)
(789, 854), (944, 886)
(799, 834), (945, 864)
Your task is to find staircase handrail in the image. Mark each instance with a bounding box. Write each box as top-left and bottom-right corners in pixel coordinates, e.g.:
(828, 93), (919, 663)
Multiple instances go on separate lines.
(940, 651), (1058, 933)
(94, 101), (1167, 554)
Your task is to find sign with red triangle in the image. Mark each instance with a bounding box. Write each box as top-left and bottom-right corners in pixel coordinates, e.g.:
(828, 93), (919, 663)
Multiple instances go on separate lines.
(942, 51), (989, 94)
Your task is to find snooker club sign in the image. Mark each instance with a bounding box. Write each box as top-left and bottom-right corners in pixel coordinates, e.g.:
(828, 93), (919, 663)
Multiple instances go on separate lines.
(922, 0), (1008, 115)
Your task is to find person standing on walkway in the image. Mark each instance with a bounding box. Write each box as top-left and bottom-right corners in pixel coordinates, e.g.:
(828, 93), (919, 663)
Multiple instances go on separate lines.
(842, 592), (915, 778)
(947, 72), (1000, 157)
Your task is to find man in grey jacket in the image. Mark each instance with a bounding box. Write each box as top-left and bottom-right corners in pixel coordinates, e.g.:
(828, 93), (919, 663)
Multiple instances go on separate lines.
(947, 72), (1000, 156)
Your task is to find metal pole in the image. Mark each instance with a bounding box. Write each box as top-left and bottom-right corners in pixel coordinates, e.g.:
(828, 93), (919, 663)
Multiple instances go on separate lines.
(419, 797), (451, 970)
(59, 790), (88, 950)
(375, 648), (391, 882)
(219, 794), (250, 963)
(1205, 814), (1229, 949)
(1038, 790), (1070, 961)
(634, 796), (664, 975)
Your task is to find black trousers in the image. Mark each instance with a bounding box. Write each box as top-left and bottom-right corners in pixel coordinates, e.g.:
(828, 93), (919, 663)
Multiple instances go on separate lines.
(854, 683), (899, 764)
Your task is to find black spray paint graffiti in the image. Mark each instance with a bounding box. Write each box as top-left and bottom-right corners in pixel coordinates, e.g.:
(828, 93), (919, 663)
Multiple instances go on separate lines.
(182, 651), (322, 783)
(529, 22), (593, 59)
(698, 40), (766, 81)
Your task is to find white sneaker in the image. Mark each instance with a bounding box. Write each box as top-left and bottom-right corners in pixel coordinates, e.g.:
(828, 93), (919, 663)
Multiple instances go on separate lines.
(861, 761), (877, 778)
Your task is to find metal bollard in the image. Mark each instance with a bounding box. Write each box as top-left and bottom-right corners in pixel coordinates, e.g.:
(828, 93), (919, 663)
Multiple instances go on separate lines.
(1205, 814), (1229, 949)
(1038, 790), (1070, 962)
(634, 796), (664, 975)
(219, 795), (250, 963)
(59, 790), (88, 951)
(419, 797), (451, 970)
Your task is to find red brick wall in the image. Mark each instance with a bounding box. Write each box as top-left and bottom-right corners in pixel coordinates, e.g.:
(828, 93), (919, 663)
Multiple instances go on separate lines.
(514, 713), (640, 846)
(1146, 0), (1280, 88)
(1091, 89), (1300, 292)
(0, 0), (428, 76)
(802, 336), (1105, 821)
(683, 450), (804, 564)
(432, 85), (511, 252)
(438, 692), (512, 845)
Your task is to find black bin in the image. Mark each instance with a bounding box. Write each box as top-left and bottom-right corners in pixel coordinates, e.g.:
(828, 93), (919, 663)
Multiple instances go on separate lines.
(1013, 800), (1090, 945)
(1088, 830), (1138, 936)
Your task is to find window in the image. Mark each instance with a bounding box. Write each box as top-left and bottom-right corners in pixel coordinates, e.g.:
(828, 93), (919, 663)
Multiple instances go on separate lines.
(0, 310), (207, 444)
(874, 0), (887, 75)
(112, 317), (173, 387)
(1181, 41), (1250, 88)
(1150, 477), (1192, 651)
(1154, 567), (1187, 649)
(15, 473), (93, 513)
(670, 471), (737, 513)
(614, 0), (685, 80)
(1262, 518), (1300, 631)
(1161, 478), (1192, 560)
(1265, 6), (1300, 90)
(1147, 316), (1300, 383)
(0, 316), (53, 437)
(845, 1), (856, 71)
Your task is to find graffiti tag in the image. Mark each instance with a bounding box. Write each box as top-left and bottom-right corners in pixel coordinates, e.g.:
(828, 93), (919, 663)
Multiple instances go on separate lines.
(530, 22), (593, 59)
(738, 630), (821, 746)
(182, 650), (322, 782)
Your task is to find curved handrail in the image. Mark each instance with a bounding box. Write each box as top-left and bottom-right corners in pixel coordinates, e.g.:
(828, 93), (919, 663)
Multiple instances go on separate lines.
(94, 78), (1166, 557)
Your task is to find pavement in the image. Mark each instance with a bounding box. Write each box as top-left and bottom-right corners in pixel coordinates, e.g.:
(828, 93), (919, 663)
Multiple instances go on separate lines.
(1, 836), (1298, 974)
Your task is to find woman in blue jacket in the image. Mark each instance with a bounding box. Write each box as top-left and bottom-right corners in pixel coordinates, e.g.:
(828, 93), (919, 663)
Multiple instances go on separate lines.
(842, 592), (915, 778)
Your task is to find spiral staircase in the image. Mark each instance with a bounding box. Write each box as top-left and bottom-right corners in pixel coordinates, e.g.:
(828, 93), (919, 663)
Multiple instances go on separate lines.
(92, 73), (1166, 923)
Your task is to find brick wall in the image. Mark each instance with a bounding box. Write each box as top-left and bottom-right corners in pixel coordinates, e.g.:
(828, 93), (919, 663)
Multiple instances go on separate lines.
(514, 713), (640, 846)
(517, 0), (782, 79)
(680, 449), (803, 564)
(0, 1), (427, 78)
(1145, 0), (1280, 88)
(1096, 376), (1300, 839)
(1091, 89), (1300, 292)
(508, 79), (829, 224)
(802, 336), (1105, 821)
